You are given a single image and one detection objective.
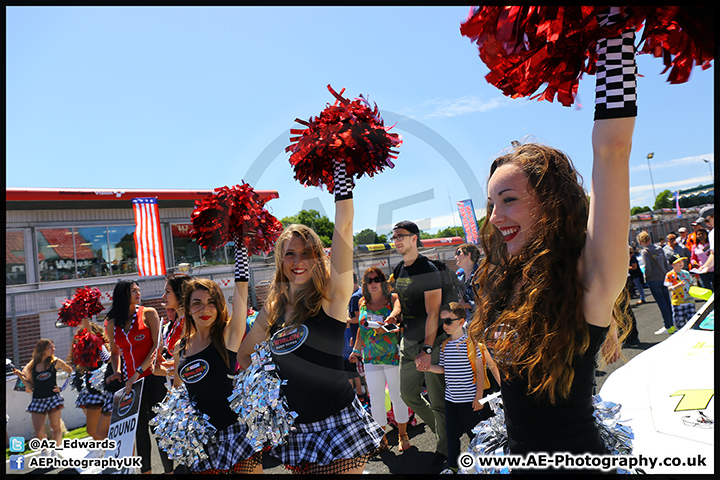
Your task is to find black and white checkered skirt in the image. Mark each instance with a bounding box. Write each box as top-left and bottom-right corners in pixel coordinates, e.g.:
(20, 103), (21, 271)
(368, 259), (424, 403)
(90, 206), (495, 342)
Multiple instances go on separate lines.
(191, 420), (257, 472)
(76, 389), (113, 413)
(27, 394), (64, 413)
(270, 396), (384, 467)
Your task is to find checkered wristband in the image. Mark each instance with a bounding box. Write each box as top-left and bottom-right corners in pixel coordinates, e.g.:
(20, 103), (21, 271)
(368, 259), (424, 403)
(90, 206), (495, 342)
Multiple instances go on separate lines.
(333, 159), (354, 202)
(594, 7), (637, 120)
(234, 237), (249, 283)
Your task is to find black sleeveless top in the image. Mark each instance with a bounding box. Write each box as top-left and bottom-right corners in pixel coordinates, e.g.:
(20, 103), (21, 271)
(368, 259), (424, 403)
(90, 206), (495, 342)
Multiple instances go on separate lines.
(501, 324), (609, 455)
(177, 341), (239, 431)
(269, 307), (355, 423)
(32, 360), (58, 399)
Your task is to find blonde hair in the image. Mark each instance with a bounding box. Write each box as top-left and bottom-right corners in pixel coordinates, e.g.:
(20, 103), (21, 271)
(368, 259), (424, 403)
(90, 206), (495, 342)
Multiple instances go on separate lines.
(265, 224), (330, 338)
(636, 231), (651, 244)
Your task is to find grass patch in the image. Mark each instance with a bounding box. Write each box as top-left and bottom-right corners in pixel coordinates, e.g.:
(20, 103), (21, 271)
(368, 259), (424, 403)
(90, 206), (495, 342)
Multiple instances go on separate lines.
(6, 426), (88, 460)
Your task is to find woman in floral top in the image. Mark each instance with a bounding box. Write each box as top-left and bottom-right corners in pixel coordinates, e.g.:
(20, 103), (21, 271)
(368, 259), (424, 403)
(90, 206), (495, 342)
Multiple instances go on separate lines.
(350, 267), (411, 453)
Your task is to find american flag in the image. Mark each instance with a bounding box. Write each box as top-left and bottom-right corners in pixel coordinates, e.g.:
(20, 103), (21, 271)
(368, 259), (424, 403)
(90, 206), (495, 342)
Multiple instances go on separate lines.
(132, 197), (166, 276)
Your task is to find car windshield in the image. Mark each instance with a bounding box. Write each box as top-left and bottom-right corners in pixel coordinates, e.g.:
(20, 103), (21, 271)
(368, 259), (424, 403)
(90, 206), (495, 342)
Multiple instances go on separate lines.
(693, 306), (714, 331)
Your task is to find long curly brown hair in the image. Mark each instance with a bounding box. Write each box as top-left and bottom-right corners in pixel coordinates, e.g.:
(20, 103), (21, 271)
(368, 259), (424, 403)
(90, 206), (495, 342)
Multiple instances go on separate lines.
(468, 143), (628, 403)
(265, 224), (330, 338)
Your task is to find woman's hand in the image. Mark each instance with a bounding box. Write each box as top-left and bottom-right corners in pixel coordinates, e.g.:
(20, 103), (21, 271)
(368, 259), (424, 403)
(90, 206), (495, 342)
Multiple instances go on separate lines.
(106, 372), (121, 383)
(53, 385), (61, 393)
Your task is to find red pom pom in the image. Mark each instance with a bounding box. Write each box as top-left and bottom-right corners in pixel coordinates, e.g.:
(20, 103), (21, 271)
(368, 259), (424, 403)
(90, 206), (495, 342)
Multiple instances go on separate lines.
(58, 287), (104, 327)
(72, 328), (105, 368)
(191, 182), (284, 254)
(286, 85), (402, 193)
(460, 6), (713, 107)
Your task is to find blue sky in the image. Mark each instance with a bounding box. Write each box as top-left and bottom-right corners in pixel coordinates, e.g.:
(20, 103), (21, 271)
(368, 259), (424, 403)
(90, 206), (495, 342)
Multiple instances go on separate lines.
(6, 6), (715, 235)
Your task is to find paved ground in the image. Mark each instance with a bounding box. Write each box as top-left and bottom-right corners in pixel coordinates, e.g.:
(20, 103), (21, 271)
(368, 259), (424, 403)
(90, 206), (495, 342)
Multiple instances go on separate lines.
(10, 287), (702, 475)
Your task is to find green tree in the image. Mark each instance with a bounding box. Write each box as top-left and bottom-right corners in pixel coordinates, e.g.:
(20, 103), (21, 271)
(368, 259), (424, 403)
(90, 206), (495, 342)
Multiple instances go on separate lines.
(436, 226), (464, 238)
(280, 209), (335, 247)
(653, 190), (674, 210)
(631, 206), (652, 215)
(354, 228), (381, 245)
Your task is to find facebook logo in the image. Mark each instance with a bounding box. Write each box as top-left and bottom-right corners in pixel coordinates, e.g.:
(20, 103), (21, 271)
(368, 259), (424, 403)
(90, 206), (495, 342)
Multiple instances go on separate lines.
(10, 455), (25, 470)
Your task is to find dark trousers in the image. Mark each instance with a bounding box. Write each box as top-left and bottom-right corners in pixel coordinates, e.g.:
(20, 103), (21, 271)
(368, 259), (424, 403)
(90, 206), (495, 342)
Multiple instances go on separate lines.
(698, 272), (714, 292)
(136, 374), (173, 473)
(647, 280), (673, 329)
(445, 400), (484, 469)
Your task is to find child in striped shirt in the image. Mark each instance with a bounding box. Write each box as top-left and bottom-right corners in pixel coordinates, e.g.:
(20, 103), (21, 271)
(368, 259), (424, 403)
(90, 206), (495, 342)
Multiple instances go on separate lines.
(424, 302), (501, 473)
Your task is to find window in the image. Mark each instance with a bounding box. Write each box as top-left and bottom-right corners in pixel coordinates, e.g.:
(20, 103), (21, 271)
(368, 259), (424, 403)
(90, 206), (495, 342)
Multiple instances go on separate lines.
(35, 225), (138, 282)
(37, 227), (77, 282)
(6, 230), (27, 285)
(74, 227), (111, 279)
(171, 224), (202, 267)
(108, 225), (138, 275)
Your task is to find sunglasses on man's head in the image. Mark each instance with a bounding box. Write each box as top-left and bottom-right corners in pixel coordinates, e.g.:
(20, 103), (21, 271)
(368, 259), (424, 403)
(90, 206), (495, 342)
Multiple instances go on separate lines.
(442, 317), (462, 326)
(366, 276), (383, 284)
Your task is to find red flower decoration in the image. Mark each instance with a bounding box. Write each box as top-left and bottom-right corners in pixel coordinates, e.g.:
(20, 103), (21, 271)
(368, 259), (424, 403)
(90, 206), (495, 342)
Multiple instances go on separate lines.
(72, 328), (105, 368)
(285, 85), (402, 193)
(460, 6), (714, 107)
(191, 182), (283, 255)
(58, 287), (104, 327)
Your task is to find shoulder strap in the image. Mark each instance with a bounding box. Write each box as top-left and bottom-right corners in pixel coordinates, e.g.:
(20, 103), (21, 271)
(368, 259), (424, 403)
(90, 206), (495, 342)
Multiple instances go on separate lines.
(441, 337), (451, 353)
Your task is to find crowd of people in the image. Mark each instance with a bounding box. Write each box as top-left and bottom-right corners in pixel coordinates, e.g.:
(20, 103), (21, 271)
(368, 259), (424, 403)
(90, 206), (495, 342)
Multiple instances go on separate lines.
(10, 8), (713, 475)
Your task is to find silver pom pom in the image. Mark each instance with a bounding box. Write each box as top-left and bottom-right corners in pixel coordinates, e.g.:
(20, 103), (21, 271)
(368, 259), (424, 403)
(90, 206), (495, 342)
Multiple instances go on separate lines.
(150, 384), (217, 468)
(228, 342), (298, 451)
(88, 363), (107, 392)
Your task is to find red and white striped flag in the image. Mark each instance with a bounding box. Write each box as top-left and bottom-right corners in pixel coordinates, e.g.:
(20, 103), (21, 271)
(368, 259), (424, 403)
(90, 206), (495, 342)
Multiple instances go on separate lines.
(132, 197), (166, 276)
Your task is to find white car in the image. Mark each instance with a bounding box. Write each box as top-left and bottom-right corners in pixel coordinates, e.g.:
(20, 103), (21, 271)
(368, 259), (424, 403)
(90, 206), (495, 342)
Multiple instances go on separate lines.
(599, 294), (714, 475)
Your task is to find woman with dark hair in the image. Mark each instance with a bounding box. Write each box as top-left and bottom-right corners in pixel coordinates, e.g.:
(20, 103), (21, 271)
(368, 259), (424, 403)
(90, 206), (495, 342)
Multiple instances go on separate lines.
(239, 190), (384, 473)
(16, 339), (73, 445)
(349, 267), (410, 453)
(690, 228), (714, 291)
(172, 271), (260, 473)
(104, 279), (173, 474)
(68, 317), (112, 440)
(159, 272), (192, 387)
(454, 243), (482, 316)
(467, 10), (635, 471)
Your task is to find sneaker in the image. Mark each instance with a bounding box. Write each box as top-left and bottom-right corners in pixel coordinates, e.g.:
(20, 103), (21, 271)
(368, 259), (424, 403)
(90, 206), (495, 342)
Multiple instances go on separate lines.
(667, 326), (677, 334)
(654, 327), (668, 335)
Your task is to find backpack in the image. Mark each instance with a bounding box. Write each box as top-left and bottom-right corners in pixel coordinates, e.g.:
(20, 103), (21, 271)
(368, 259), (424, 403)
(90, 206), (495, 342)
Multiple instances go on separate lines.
(393, 257), (462, 308)
(440, 336), (490, 390)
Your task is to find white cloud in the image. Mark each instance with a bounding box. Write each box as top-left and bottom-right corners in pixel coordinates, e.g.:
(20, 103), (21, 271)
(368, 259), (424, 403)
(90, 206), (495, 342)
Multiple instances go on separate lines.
(630, 174), (714, 206)
(398, 95), (515, 120)
(630, 154), (714, 173)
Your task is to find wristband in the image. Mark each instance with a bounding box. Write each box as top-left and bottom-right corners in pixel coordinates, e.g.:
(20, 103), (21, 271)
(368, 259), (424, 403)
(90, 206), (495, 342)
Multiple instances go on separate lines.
(136, 366), (144, 376)
(422, 345), (433, 355)
(352, 349), (361, 356)
(594, 7), (637, 120)
(234, 235), (250, 283)
(332, 159), (355, 202)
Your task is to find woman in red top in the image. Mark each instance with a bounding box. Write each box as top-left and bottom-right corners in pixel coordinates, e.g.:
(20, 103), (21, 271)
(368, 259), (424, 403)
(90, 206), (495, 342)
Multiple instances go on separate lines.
(105, 280), (173, 474)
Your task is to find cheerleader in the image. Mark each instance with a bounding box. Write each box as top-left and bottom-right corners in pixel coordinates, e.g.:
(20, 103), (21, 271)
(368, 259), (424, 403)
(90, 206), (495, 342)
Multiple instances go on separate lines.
(104, 280), (173, 474)
(17, 339), (73, 445)
(69, 316), (113, 440)
(238, 161), (385, 474)
(158, 272), (192, 388)
(171, 245), (260, 473)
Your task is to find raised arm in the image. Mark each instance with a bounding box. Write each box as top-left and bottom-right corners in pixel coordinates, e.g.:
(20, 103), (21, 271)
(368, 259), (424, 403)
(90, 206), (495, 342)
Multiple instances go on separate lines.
(580, 9), (637, 328)
(226, 241), (250, 352)
(324, 195), (355, 322)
